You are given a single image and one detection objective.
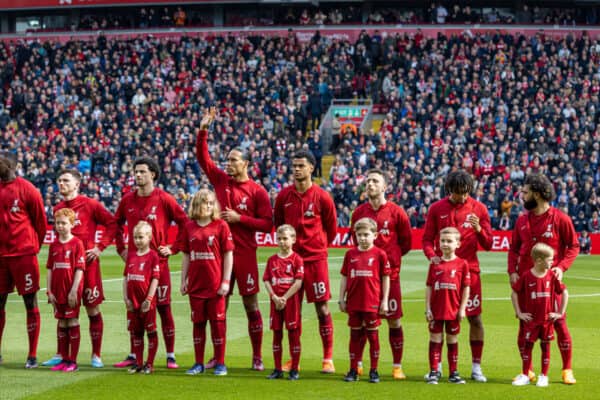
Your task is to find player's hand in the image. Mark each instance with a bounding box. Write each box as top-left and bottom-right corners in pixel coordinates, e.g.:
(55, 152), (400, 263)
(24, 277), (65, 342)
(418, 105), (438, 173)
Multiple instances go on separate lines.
(141, 300), (150, 313)
(468, 214), (481, 232)
(458, 308), (466, 321)
(119, 249), (128, 262)
(158, 245), (172, 257)
(509, 273), (520, 284)
(338, 300), (347, 313)
(180, 280), (188, 295)
(217, 281), (230, 296)
(379, 301), (389, 315)
(124, 298), (133, 312)
(517, 312), (532, 322)
(551, 267), (564, 281)
(47, 293), (56, 305)
(430, 256), (441, 265)
(221, 207), (241, 223)
(67, 290), (78, 308)
(425, 310), (433, 322)
(548, 312), (563, 321)
(86, 246), (102, 262)
(200, 106), (217, 130)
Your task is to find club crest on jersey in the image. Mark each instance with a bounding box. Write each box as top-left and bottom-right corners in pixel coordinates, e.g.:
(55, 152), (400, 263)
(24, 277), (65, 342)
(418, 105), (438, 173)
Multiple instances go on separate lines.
(304, 203), (315, 218)
(542, 224), (554, 238)
(462, 213), (473, 229)
(65, 250), (71, 258)
(368, 257), (374, 266)
(139, 262), (145, 271)
(237, 196), (248, 211)
(74, 212), (81, 227)
(450, 269), (456, 278)
(147, 206), (158, 221)
(379, 220), (390, 236)
(208, 235), (215, 246)
(286, 264), (292, 274)
(10, 199), (20, 213)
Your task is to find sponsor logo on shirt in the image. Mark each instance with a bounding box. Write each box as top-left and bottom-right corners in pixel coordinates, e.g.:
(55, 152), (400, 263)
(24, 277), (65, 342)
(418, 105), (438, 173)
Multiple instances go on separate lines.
(190, 251), (215, 261)
(434, 282), (458, 291)
(53, 262), (72, 269)
(531, 291), (551, 299)
(350, 269), (374, 278)
(10, 199), (20, 213)
(127, 273), (146, 282)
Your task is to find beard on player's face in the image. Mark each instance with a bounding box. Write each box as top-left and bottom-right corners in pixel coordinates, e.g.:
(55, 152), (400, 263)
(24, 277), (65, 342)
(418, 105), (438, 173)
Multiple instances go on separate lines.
(523, 197), (538, 210)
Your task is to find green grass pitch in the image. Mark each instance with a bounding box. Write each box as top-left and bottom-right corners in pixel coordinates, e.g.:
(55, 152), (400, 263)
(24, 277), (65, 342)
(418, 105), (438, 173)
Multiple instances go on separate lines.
(1, 248), (599, 399)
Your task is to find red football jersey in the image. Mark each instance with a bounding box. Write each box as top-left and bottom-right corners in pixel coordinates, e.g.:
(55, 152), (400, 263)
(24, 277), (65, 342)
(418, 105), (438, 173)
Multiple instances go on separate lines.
(274, 184), (337, 262)
(512, 269), (565, 324)
(422, 196), (492, 272)
(55, 195), (117, 251)
(426, 257), (471, 320)
(180, 218), (234, 298)
(196, 129), (273, 257)
(340, 246), (391, 313)
(46, 236), (86, 304)
(0, 177), (47, 257)
(263, 252), (304, 297)
(115, 188), (188, 257)
(508, 207), (579, 276)
(124, 250), (161, 309)
(351, 201), (411, 280)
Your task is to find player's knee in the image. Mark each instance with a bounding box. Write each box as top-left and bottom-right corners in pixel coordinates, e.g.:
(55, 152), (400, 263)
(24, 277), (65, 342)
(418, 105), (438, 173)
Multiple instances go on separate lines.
(242, 295), (259, 311)
(86, 305), (100, 316)
(23, 293), (37, 309)
(315, 302), (329, 317)
(387, 318), (402, 329)
(468, 315), (484, 329)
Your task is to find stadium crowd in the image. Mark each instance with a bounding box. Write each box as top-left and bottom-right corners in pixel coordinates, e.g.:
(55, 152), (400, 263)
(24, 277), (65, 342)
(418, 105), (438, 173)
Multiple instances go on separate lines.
(0, 28), (599, 232)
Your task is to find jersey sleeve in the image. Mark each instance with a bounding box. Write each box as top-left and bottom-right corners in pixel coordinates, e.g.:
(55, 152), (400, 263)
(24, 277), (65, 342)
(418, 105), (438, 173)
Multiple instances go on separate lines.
(196, 129), (229, 184)
(238, 185), (273, 233)
(150, 252), (161, 280)
(93, 200), (117, 251)
(163, 192), (189, 254)
(74, 240), (86, 271)
(425, 263), (435, 286)
(507, 216), (523, 275)
(511, 275), (524, 293)
(273, 191), (285, 229)
(380, 251), (391, 276)
(26, 184), (48, 250)
(114, 198), (128, 255)
(422, 204), (438, 260)
(340, 251), (350, 276)
(396, 207), (412, 256)
(476, 202), (493, 250)
(178, 221), (191, 254)
(293, 254), (304, 280)
(46, 243), (55, 270)
(553, 275), (566, 295)
(220, 221), (235, 253)
(556, 212), (580, 272)
(320, 190), (337, 243)
(461, 260), (470, 287)
(262, 257), (273, 282)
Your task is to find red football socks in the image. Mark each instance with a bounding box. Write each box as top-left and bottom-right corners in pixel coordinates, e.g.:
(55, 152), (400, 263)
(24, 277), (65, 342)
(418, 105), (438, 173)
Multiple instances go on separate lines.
(272, 329), (283, 370)
(147, 331), (158, 367)
(289, 328), (301, 371)
(193, 322), (207, 364)
(69, 325), (81, 363)
(158, 305), (175, 354)
(429, 341), (442, 371)
(389, 327), (404, 364)
(58, 326), (69, 360)
(89, 313), (103, 357)
(447, 342), (458, 374)
(470, 340), (483, 364)
(366, 329), (380, 371)
(26, 308), (40, 358)
(211, 320), (226, 365)
(349, 328), (364, 370)
(132, 333), (144, 366)
(522, 341), (534, 374)
(541, 341), (551, 375)
(318, 314), (334, 360)
(247, 310), (263, 360)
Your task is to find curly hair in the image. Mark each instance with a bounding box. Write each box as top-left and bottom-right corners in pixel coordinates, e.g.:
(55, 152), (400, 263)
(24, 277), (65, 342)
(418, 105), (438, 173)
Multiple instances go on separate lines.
(524, 174), (556, 202)
(444, 170), (474, 195)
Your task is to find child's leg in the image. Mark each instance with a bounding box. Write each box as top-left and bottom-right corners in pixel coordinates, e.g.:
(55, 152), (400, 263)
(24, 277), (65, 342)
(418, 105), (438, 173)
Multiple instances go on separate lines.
(388, 321), (404, 366)
(288, 328), (301, 371)
(366, 328), (380, 371)
(349, 328), (364, 370)
(132, 331), (144, 367)
(193, 321), (207, 364)
(540, 341), (551, 376)
(146, 330), (158, 367)
(58, 320), (69, 362)
(67, 318), (81, 364)
(522, 341), (534, 375)
(210, 320), (226, 365)
(517, 321), (526, 364)
(554, 318), (572, 370)
(429, 333), (443, 371)
(446, 334), (458, 374)
(272, 329), (283, 370)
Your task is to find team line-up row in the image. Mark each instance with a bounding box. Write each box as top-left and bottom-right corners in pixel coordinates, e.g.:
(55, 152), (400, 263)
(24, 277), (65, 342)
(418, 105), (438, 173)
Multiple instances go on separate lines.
(0, 110), (579, 385)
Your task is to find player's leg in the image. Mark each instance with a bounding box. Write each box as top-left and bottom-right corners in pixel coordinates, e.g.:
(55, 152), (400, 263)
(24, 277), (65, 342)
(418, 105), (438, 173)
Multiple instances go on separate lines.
(554, 317), (576, 384)
(144, 309), (158, 374)
(235, 252), (263, 370)
(365, 316), (381, 383)
(466, 273), (486, 382)
(64, 317), (80, 372)
(288, 327), (301, 380)
(243, 293), (264, 370)
(52, 319), (70, 371)
(129, 313), (145, 374)
(387, 279), (405, 379)
(0, 293), (7, 363)
(271, 329), (284, 375)
(426, 322), (443, 385)
(315, 300), (335, 373)
(156, 262), (177, 368)
(84, 259), (104, 367)
(186, 297), (207, 375)
(446, 322), (465, 384)
(308, 259), (334, 373)
(23, 292), (40, 369)
(210, 296), (227, 376)
(344, 324), (363, 382)
(12, 255), (41, 368)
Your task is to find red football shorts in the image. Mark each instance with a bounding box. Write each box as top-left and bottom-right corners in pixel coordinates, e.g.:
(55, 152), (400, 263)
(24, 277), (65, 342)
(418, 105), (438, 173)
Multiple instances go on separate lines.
(348, 311), (381, 329)
(385, 278), (403, 319)
(127, 309), (157, 333)
(428, 319), (461, 335)
(230, 251), (259, 296)
(269, 294), (302, 331)
(524, 322), (554, 342)
(54, 303), (81, 319)
(82, 258), (104, 307)
(189, 296), (226, 323)
(156, 258), (171, 306)
(302, 259), (331, 303)
(0, 255), (40, 295)
(465, 271), (482, 317)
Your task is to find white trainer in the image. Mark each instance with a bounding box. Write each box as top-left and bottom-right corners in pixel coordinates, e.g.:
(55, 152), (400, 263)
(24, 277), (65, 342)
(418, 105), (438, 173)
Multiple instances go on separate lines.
(536, 374), (549, 387)
(512, 373), (530, 386)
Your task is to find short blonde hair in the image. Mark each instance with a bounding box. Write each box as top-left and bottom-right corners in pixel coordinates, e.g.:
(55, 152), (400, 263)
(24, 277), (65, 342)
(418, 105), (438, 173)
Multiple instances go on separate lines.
(531, 243), (554, 260)
(133, 221), (153, 238)
(188, 189), (221, 221)
(277, 224), (296, 237)
(440, 226), (461, 239)
(354, 217), (378, 233)
(54, 208), (76, 225)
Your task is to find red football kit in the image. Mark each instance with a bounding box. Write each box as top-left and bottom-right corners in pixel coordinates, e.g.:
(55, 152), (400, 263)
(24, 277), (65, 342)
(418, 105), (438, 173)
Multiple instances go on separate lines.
(180, 218), (234, 322)
(423, 196), (491, 316)
(351, 201), (411, 319)
(115, 188), (187, 305)
(426, 257), (471, 321)
(263, 252), (304, 330)
(124, 250), (161, 333)
(55, 195), (117, 306)
(0, 177), (47, 295)
(512, 269), (566, 342)
(341, 246), (391, 328)
(47, 237), (86, 319)
(196, 129), (273, 295)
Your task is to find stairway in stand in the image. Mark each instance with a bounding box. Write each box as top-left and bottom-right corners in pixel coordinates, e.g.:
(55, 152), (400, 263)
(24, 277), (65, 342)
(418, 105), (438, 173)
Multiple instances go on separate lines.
(317, 154), (335, 186)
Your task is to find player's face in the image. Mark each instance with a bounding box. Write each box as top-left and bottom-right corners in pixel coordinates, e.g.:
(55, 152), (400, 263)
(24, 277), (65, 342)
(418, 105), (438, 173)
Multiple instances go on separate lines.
(366, 173), (386, 199)
(133, 231), (151, 250)
(292, 158), (314, 182)
(134, 164), (155, 187)
(57, 173), (80, 196)
(0, 155), (14, 181)
(225, 150), (247, 177)
(355, 228), (376, 250)
(449, 191), (469, 204)
(54, 216), (73, 236)
(439, 233), (460, 254)
(277, 231), (295, 252)
(521, 185), (538, 210)
(537, 255), (554, 270)
(198, 197), (215, 219)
